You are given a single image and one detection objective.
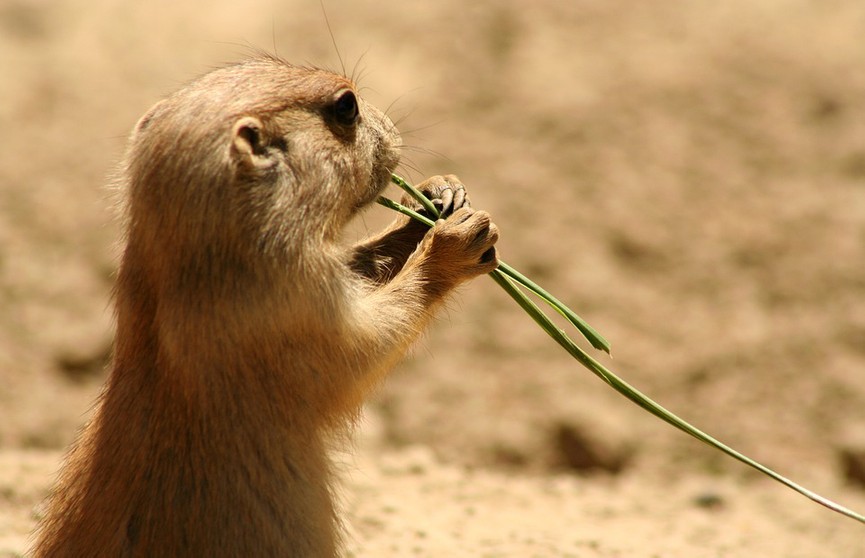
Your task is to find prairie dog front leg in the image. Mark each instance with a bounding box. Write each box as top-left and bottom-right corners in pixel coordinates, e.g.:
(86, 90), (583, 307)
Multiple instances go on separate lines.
(349, 174), (484, 284)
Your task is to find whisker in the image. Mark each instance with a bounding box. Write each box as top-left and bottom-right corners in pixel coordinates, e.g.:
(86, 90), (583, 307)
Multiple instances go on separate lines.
(396, 144), (450, 162)
(382, 87), (423, 118)
(396, 160), (424, 182)
(271, 19), (279, 58)
(320, 0), (346, 77)
(351, 50), (370, 85)
(393, 118), (445, 137)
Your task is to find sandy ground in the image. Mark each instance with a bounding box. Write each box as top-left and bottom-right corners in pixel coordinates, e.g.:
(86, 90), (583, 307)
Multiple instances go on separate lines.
(2, 0), (865, 555)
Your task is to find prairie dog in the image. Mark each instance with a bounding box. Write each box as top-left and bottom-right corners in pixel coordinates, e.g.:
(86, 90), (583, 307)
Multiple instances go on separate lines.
(31, 55), (499, 557)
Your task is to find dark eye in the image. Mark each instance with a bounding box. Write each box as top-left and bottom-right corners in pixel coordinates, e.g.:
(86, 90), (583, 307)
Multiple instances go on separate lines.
(332, 90), (359, 127)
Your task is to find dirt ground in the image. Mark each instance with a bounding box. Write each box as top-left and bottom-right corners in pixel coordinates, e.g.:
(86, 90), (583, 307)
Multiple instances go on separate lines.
(2, 0), (865, 555)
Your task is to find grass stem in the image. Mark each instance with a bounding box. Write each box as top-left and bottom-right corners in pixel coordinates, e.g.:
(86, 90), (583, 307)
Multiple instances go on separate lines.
(376, 174), (865, 526)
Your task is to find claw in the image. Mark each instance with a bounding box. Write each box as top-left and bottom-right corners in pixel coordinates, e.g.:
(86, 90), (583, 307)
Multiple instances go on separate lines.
(440, 188), (454, 215)
(452, 187), (466, 212)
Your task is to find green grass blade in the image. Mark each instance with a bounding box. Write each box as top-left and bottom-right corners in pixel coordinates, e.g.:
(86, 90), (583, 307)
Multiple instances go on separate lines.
(496, 261), (610, 354)
(376, 196), (435, 227)
(378, 180), (865, 525)
(390, 173), (440, 217)
(488, 270), (865, 525)
(388, 174), (611, 353)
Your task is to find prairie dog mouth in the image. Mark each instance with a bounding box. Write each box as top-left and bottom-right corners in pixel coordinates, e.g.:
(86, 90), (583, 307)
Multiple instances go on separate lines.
(352, 166), (395, 213)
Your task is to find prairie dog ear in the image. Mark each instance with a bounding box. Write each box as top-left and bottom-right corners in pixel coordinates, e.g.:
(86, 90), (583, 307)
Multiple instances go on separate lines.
(131, 99), (168, 139)
(231, 116), (279, 170)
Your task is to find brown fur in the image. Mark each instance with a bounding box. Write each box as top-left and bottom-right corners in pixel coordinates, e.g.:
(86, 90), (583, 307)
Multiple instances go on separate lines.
(31, 56), (498, 557)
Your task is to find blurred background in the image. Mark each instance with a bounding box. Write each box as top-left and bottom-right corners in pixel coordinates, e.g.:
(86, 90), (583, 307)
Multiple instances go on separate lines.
(2, 0), (865, 554)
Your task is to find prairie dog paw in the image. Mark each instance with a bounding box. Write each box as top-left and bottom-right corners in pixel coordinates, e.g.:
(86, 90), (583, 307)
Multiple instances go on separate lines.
(426, 207), (500, 281)
(401, 174), (471, 218)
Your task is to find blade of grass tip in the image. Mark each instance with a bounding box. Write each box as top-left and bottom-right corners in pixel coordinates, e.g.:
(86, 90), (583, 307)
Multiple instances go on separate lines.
(490, 269), (865, 525)
(389, 174), (610, 354)
(496, 261), (610, 354)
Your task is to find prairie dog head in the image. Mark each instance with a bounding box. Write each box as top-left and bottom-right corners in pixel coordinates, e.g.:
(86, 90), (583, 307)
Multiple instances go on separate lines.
(121, 55), (401, 266)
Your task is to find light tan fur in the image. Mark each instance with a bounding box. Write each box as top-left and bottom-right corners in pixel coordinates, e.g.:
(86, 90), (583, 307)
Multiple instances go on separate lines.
(31, 56), (498, 557)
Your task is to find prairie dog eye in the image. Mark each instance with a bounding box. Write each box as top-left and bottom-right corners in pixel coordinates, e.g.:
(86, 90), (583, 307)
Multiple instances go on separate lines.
(331, 89), (359, 127)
